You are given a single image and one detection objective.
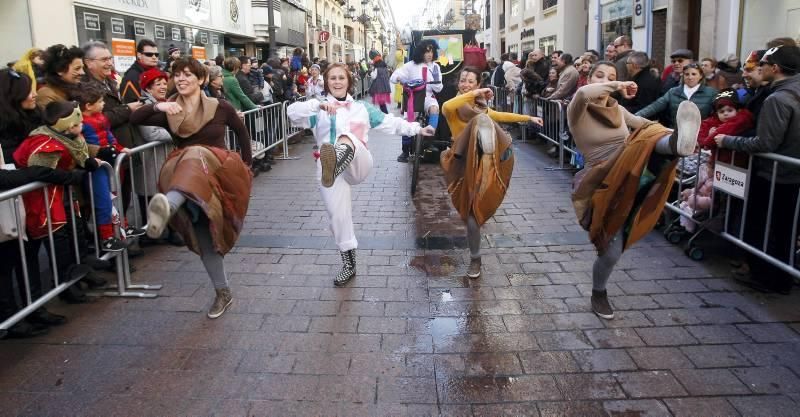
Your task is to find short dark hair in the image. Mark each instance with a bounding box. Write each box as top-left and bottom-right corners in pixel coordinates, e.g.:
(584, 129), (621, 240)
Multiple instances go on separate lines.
(767, 37), (798, 48)
(552, 50), (563, 57)
(43, 44), (84, 78)
(500, 53), (509, 61)
(585, 49), (600, 58)
(411, 39), (439, 64)
(136, 39), (157, 53)
(238, 56), (250, 66)
(560, 53), (574, 65)
(459, 66), (482, 82)
(616, 35), (632, 47)
(77, 80), (106, 108)
(214, 54), (225, 66)
(509, 52), (518, 61)
(170, 58), (208, 80)
(627, 51), (650, 67)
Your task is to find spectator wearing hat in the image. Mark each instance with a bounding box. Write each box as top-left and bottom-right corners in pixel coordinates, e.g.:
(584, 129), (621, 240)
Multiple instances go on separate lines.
(663, 49), (694, 94)
(121, 39), (160, 103)
(714, 45), (800, 294)
(166, 45), (181, 71)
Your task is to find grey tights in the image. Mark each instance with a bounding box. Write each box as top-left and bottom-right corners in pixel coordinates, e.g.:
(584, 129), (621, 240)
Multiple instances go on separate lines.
(467, 215), (481, 259)
(592, 134), (674, 291)
(166, 190), (229, 289)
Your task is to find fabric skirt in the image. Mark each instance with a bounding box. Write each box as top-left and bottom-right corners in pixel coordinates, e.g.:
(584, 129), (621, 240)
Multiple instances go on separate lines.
(158, 145), (252, 256)
(371, 93), (392, 106)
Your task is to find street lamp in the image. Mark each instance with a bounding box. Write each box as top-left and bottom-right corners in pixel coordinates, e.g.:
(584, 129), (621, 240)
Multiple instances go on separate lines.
(344, 0), (377, 62)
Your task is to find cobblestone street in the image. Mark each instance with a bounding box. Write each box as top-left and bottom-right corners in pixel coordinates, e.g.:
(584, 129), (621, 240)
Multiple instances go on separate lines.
(2, 114), (800, 417)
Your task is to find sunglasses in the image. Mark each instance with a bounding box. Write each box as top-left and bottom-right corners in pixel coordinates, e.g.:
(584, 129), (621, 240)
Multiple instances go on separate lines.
(141, 52), (159, 57)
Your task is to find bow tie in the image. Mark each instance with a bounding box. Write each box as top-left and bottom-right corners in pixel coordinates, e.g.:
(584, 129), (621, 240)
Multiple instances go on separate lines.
(331, 101), (351, 110)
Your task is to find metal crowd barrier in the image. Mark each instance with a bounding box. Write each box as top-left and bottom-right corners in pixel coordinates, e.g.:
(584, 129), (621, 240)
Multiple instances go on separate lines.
(0, 161), (144, 331)
(662, 149), (800, 280)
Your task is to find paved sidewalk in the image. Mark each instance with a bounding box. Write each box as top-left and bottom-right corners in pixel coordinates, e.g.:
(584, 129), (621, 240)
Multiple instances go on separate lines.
(1, 111), (800, 416)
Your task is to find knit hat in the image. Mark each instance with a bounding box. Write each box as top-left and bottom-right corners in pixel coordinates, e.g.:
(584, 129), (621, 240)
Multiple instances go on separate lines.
(45, 101), (82, 133)
(713, 89), (741, 111)
(310, 64), (320, 72)
(744, 49), (767, 71)
(760, 45), (800, 72)
(139, 67), (168, 91)
(168, 45), (180, 56)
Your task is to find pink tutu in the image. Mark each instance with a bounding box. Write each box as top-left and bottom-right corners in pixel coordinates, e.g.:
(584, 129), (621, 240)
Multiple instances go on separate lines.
(371, 93), (392, 106)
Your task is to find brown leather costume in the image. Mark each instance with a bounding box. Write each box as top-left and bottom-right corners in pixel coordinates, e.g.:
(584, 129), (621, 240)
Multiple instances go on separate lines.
(440, 101), (514, 226)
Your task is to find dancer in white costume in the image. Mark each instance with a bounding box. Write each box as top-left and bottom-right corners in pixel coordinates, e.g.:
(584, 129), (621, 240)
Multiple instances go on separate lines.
(287, 63), (435, 286)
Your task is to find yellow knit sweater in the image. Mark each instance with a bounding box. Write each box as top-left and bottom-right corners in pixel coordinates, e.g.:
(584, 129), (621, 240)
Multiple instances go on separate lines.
(442, 92), (531, 139)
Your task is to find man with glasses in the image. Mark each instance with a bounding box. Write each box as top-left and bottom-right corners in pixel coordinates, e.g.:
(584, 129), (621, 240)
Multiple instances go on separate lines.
(612, 35), (634, 81)
(663, 49), (693, 94)
(714, 45), (800, 295)
(121, 39), (160, 104)
(82, 41), (145, 255)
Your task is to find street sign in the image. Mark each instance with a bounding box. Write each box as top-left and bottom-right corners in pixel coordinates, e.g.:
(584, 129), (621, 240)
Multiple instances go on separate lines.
(319, 31), (331, 43)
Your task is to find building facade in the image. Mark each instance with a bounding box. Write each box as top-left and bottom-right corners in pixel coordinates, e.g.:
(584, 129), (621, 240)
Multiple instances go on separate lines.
(2, 0), (256, 67)
(587, 0), (800, 72)
(485, 0), (588, 60)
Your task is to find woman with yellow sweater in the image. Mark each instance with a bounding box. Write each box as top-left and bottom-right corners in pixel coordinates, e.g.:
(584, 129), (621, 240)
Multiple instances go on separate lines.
(441, 67), (543, 278)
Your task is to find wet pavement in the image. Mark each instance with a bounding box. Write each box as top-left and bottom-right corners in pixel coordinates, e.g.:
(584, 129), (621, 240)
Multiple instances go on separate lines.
(2, 109), (800, 416)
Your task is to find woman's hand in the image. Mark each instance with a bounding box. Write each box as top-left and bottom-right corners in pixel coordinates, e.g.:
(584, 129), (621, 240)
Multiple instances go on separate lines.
(318, 102), (338, 115)
(472, 88), (494, 101)
(156, 102), (183, 115)
(530, 116), (544, 126)
(420, 126), (436, 136)
(618, 81), (638, 100)
(121, 148), (131, 154)
(714, 134), (726, 147)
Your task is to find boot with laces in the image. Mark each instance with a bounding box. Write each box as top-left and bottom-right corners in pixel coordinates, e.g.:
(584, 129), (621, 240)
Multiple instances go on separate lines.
(334, 249), (357, 286)
(320, 142), (355, 187)
(207, 288), (233, 319)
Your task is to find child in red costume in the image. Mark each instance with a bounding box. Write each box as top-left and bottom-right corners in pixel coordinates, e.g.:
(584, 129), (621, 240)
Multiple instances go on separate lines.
(697, 89), (754, 164)
(679, 89), (754, 231)
(78, 82), (144, 251)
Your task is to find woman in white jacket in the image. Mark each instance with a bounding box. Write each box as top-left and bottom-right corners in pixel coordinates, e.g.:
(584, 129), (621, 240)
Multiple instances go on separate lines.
(390, 39), (443, 162)
(287, 63), (435, 286)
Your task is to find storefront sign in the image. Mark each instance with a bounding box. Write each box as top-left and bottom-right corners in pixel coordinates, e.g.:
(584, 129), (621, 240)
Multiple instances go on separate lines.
(521, 28), (535, 39)
(191, 46), (207, 59)
(155, 24), (166, 39)
(84, 12), (101, 31)
(211, 33), (219, 44)
(200, 32), (208, 44)
(111, 17), (125, 34)
(633, 0), (646, 28)
(319, 31), (330, 43)
(111, 38), (136, 73)
(134, 21), (146, 36)
(713, 162), (749, 200)
(184, 27), (194, 42)
(81, 0), (159, 15)
(172, 27), (181, 41)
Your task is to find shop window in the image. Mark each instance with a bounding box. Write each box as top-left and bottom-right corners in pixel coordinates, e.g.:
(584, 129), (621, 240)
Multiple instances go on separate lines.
(600, 0), (632, 49)
(538, 35), (557, 55)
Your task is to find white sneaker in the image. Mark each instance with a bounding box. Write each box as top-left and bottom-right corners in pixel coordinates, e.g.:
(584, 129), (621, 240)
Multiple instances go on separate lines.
(146, 193), (171, 239)
(675, 101), (701, 157)
(476, 113), (496, 155)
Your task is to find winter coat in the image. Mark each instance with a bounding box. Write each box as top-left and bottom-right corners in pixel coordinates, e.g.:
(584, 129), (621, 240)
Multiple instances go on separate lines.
(120, 61), (154, 103)
(236, 71), (263, 105)
(81, 111), (125, 155)
(83, 74), (141, 149)
(549, 65), (579, 101)
(621, 67), (662, 114)
(636, 83), (718, 127)
(222, 69), (257, 111)
(697, 108), (754, 165)
(614, 50), (634, 82)
(721, 75), (800, 183)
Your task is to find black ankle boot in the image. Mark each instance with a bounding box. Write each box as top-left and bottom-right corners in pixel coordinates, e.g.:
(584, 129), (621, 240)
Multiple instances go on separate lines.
(334, 249), (356, 286)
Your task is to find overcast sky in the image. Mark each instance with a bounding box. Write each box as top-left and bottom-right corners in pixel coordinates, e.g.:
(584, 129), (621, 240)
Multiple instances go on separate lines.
(390, 0), (428, 29)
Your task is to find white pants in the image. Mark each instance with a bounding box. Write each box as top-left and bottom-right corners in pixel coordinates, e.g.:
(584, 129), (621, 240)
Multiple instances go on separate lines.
(319, 136), (374, 251)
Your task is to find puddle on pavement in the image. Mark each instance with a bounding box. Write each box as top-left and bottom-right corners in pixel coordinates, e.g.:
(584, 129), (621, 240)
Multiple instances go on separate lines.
(410, 254), (460, 276)
(427, 317), (467, 340)
(411, 164), (466, 249)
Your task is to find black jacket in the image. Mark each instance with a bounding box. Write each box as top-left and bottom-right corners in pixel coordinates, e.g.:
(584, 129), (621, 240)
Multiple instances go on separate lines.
(622, 67), (662, 114)
(0, 111), (41, 165)
(236, 71), (263, 104)
(0, 166), (84, 190)
(120, 61), (152, 104)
